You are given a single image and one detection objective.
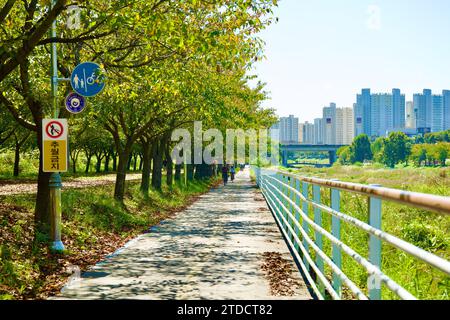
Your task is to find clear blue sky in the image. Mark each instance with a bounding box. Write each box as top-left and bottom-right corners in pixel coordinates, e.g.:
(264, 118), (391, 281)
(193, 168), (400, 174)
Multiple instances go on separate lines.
(253, 0), (450, 122)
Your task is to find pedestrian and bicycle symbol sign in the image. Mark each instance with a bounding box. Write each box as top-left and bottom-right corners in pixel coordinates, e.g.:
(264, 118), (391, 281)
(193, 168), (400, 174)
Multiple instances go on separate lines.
(42, 119), (68, 173)
(70, 62), (105, 97)
(65, 92), (86, 114)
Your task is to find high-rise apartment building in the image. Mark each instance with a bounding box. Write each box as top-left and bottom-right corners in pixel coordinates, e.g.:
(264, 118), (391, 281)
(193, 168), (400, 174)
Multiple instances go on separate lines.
(354, 88), (405, 138)
(370, 93), (392, 136)
(355, 89), (371, 136)
(323, 103), (337, 145)
(279, 115), (299, 143)
(414, 89), (432, 134)
(302, 122), (315, 144)
(413, 89), (450, 133)
(314, 118), (324, 145)
(406, 101), (416, 129)
(392, 88), (406, 129)
(298, 123), (304, 143)
(443, 90), (450, 131)
(336, 108), (354, 145)
(269, 122), (280, 142)
(353, 103), (363, 137)
(432, 95), (444, 132)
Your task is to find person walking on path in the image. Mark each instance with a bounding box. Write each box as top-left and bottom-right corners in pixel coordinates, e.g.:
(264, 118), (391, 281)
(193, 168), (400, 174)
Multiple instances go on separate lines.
(230, 166), (236, 183)
(222, 165), (229, 186)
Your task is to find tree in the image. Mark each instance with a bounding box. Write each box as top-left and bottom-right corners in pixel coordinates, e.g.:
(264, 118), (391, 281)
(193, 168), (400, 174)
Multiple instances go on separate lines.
(382, 132), (411, 168)
(436, 142), (449, 167)
(371, 137), (385, 163)
(11, 130), (32, 176)
(0, 107), (15, 147)
(0, 0), (68, 83)
(337, 146), (351, 165)
(349, 134), (372, 163)
(424, 130), (450, 144)
(410, 145), (427, 167)
(0, 0), (278, 236)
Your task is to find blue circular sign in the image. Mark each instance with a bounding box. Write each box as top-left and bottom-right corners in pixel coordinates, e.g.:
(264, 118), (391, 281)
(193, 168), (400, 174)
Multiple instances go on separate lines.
(65, 92), (87, 114)
(70, 62), (106, 97)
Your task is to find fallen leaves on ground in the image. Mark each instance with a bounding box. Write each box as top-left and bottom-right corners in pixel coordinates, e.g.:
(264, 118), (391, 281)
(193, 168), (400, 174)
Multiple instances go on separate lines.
(0, 202), (137, 300)
(0, 174), (142, 196)
(261, 252), (301, 296)
(0, 179), (217, 300)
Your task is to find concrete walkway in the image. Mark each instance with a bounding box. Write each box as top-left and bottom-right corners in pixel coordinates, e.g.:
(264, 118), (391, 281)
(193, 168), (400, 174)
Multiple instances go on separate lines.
(55, 168), (311, 300)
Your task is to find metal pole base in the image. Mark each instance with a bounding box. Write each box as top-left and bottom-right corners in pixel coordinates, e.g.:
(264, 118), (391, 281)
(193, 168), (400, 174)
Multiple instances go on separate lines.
(49, 173), (65, 253)
(51, 241), (65, 252)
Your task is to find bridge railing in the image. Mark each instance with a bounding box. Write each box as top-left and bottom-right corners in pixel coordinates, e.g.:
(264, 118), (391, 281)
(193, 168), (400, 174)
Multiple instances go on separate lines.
(252, 167), (450, 300)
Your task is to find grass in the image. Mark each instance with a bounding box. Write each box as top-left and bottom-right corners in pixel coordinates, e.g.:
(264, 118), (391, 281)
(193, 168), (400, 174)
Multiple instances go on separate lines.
(281, 164), (450, 300)
(0, 178), (217, 300)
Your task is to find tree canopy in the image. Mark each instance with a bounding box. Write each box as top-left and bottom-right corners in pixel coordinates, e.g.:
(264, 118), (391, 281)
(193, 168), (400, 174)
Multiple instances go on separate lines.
(0, 0), (279, 236)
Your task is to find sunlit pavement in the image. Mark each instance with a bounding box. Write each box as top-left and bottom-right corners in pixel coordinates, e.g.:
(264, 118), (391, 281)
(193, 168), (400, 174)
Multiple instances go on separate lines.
(53, 168), (311, 300)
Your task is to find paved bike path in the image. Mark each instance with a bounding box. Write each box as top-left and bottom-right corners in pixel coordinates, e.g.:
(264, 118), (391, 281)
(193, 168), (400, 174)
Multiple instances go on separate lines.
(55, 168), (312, 300)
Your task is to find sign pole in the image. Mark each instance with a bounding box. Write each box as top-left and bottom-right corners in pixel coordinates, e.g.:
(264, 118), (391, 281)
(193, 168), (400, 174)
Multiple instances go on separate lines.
(49, 0), (64, 252)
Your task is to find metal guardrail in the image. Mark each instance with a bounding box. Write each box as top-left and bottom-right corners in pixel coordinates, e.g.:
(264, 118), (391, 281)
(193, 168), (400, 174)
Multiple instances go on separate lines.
(253, 167), (450, 300)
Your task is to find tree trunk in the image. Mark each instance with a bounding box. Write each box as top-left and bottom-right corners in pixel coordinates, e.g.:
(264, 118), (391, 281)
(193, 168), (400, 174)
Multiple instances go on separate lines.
(85, 154), (92, 173)
(175, 164), (182, 182)
(112, 153), (117, 172)
(95, 154), (102, 173)
(195, 162), (212, 180)
(186, 164), (195, 182)
(140, 141), (152, 194)
(72, 158), (77, 173)
(133, 153), (138, 171)
(71, 151), (79, 174)
(104, 153), (110, 172)
(151, 139), (163, 191)
(13, 143), (20, 177)
(13, 133), (30, 177)
(139, 155), (143, 171)
(165, 142), (173, 188)
(114, 147), (132, 201)
(35, 119), (51, 237)
(126, 154), (132, 171)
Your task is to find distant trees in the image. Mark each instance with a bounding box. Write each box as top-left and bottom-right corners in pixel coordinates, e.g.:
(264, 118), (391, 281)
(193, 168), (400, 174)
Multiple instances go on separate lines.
(339, 131), (449, 168)
(424, 130), (450, 144)
(411, 143), (450, 167)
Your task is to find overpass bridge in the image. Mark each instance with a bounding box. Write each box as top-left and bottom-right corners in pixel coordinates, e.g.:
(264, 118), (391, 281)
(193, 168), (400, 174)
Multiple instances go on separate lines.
(280, 144), (345, 167)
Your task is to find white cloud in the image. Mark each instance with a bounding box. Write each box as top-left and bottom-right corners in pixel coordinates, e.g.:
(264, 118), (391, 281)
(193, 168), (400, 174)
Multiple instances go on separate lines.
(366, 5), (382, 31)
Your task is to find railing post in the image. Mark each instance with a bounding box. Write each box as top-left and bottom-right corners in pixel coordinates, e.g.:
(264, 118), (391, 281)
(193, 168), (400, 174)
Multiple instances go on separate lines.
(330, 180), (342, 297)
(257, 167), (261, 188)
(276, 173), (285, 230)
(302, 182), (310, 271)
(313, 184), (324, 295)
(258, 168), (263, 191)
(368, 184), (382, 300)
(293, 177), (300, 251)
(283, 175), (290, 236)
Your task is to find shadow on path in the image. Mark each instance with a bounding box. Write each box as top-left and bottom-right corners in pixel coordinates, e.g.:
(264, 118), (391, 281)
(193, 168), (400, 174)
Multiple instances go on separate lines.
(54, 168), (312, 300)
